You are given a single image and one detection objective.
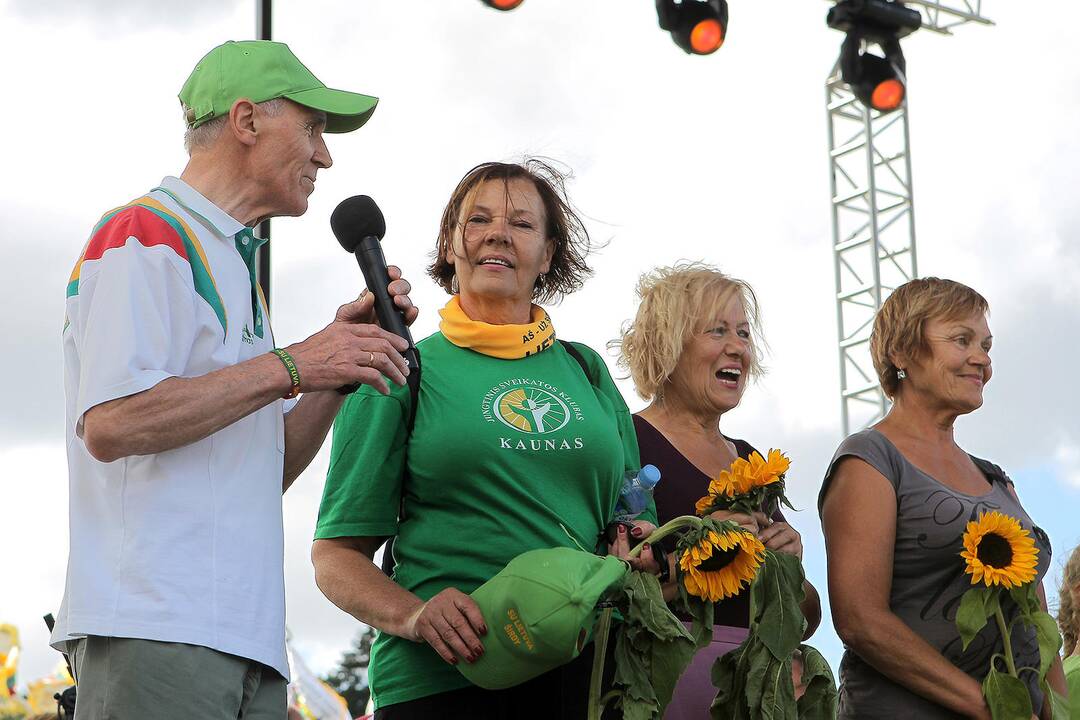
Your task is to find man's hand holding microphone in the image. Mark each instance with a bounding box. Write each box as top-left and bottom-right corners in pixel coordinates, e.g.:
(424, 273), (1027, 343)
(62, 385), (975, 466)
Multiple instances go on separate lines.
(280, 195), (419, 397)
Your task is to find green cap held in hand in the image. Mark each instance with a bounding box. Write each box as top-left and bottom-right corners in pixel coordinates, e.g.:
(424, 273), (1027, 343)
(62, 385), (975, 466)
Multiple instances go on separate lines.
(459, 547), (628, 690)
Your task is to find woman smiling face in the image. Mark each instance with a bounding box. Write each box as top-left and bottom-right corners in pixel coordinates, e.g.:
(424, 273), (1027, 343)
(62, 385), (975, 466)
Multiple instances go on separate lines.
(665, 294), (754, 418)
(446, 177), (554, 323)
(899, 310), (993, 415)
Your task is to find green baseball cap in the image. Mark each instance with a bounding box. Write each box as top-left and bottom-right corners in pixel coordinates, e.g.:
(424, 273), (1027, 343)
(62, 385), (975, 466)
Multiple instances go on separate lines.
(179, 40), (378, 133)
(458, 548), (628, 690)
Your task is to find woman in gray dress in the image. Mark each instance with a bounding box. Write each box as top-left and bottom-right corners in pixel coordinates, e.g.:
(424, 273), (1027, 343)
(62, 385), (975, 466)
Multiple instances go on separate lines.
(818, 277), (1067, 719)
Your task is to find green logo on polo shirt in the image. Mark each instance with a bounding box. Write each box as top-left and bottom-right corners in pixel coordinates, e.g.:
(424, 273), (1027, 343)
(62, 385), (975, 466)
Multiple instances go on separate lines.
(495, 387), (570, 434)
(242, 323), (254, 345)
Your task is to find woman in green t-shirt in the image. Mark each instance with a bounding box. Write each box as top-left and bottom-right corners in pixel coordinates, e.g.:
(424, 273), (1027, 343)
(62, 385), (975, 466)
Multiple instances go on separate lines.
(311, 160), (660, 718)
(1058, 544), (1080, 718)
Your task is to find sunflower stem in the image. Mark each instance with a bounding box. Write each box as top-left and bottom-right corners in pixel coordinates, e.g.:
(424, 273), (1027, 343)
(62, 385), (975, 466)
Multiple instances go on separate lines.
(587, 608), (614, 720)
(627, 516), (703, 559)
(994, 604), (1018, 677)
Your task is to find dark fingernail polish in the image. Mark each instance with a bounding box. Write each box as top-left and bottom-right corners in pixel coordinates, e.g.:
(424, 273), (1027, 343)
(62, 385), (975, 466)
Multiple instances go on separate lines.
(618, 525), (626, 535)
(480, 625), (488, 635)
(631, 527), (643, 537)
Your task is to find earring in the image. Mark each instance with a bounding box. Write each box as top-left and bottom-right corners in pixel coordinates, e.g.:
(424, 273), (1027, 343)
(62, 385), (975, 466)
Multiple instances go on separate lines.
(896, 368), (907, 380)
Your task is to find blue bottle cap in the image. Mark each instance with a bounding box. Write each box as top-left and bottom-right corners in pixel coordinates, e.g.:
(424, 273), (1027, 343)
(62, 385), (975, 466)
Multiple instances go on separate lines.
(639, 464), (661, 489)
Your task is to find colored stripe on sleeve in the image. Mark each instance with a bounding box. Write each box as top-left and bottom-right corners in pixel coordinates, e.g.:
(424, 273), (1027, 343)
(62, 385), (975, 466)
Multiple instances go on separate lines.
(67, 196), (228, 335)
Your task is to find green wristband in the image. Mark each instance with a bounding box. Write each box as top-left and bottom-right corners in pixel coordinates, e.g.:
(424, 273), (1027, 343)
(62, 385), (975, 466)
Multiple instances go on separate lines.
(271, 348), (301, 398)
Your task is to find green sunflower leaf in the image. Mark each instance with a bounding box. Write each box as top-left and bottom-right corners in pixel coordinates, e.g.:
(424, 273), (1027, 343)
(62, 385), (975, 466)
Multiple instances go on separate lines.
(1038, 676), (1070, 720)
(613, 571), (696, 718)
(957, 585), (997, 651)
(1008, 582), (1040, 620)
(1029, 610), (1063, 679)
(795, 644), (838, 720)
(751, 552), (807, 659)
(678, 589), (715, 650)
(983, 666), (1033, 720)
(758, 657), (797, 720)
(741, 636), (773, 710)
(710, 643), (743, 719)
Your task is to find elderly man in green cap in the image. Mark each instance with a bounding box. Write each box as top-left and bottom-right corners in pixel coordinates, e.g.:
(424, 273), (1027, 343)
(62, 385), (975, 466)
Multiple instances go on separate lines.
(50, 40), (414, 719)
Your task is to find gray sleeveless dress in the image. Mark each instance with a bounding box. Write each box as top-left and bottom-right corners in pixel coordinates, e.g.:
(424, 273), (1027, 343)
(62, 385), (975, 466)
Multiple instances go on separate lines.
(818, 429), (1052, 719)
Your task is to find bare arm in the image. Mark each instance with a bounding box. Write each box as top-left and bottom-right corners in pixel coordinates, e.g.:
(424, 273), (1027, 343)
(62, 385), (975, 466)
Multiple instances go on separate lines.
(82, 353), (293, 463)
(83, 272), (417, 466)
(312, 536), (488, 666)
(281, 390), (344, 492)
(800, 579), (822, 640)
(822, 457), (992, 720)
(1038, 581), (1068, 719)
(311, 536), (421, 637)
(82, 322), (407, 463)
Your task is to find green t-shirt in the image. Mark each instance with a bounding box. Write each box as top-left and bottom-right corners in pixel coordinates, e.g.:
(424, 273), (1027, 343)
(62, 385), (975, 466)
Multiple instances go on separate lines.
(315, 332), (654, 709)
(1064, 654), (1080, 719)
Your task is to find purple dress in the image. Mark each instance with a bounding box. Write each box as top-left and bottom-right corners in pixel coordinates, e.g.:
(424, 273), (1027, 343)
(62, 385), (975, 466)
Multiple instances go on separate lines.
(633, 415), (784, 720)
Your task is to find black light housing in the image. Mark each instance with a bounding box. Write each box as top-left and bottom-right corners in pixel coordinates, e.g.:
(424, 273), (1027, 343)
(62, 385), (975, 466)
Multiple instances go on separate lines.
(656, 0), (729, 55)
(480, 0), (524, 10)
(827, 0), (921, 113)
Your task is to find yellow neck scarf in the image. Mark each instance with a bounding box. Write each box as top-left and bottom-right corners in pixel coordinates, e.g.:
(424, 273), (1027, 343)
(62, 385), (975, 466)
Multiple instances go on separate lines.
(438, 295), (556, 359)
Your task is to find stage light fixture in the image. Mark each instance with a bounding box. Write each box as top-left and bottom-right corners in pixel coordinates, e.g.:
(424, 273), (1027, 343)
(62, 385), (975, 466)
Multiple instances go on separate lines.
(481, 0), (523, 10)
(656, 0), (729, 55)
(827, 0), (921, 113)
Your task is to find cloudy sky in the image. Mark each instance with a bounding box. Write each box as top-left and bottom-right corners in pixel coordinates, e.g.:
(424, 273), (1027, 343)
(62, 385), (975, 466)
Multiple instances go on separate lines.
(3, 0), (1078, 694)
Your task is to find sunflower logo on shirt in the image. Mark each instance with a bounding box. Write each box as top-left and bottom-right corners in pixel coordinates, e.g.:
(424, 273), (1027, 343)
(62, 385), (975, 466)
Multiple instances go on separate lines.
(495, 387), (571, 434)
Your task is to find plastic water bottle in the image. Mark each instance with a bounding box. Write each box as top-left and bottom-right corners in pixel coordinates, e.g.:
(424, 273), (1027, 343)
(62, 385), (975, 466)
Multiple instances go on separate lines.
(614, 464), (661, 522)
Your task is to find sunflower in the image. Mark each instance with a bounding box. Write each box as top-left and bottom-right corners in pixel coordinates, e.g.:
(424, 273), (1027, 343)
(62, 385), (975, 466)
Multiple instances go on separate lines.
(746, 449), (790, 488)
(694, 494), (715, 516)
(960, 511), (1039, 589)
(679, 525), (766, 602)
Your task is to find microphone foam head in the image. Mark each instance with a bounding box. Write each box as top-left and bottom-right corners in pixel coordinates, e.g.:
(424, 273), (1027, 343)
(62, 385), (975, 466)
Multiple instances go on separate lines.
(331, 195), (386, 252)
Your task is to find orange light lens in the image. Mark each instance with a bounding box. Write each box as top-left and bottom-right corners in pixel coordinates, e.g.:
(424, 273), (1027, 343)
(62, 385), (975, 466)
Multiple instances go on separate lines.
(491, 0), (523, 8)
(871, 79), (905, 110)
(689, 19), (724, 54)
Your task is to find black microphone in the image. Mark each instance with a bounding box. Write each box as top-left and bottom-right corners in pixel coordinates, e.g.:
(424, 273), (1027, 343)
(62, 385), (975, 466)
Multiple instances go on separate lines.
(330, 195), (420, 389)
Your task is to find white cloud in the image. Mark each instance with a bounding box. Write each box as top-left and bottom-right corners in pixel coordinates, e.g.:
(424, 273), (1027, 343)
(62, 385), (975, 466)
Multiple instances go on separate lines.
(1054, 439), (1080, 489)
(3, 0), (1080, 693)
(2, 444), (71, 686)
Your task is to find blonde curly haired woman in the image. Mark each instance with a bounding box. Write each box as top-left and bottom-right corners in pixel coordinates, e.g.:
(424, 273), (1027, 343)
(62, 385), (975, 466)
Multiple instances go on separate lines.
(1058, 544), (1080, 717)
(615, 261), (820, 719)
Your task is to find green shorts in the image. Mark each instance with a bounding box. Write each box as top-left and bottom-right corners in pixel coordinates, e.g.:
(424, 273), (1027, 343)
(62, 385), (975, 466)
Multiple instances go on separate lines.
(70, 636), (286, 720)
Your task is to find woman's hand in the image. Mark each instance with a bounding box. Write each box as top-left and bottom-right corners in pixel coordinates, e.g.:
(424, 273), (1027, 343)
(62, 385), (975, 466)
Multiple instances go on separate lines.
(708, 510), (761, 534)
(404, 588), (488, 665)
(608, 522), (662, 575)
(754, 512), (803, 559)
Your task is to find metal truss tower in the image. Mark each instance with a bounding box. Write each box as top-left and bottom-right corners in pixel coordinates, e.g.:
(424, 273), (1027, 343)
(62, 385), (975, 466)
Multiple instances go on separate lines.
(826, 0), (992, 435)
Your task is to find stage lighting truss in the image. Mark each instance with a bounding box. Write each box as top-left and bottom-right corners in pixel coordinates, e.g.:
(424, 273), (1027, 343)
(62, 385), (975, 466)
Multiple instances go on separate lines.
(656, 0), (729, 55)
(481, 0), (524, 10)
(828, 0), (921, 113)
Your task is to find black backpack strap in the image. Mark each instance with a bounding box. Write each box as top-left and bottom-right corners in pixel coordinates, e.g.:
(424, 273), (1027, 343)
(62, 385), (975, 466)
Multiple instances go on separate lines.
(558, 339), (594, 384)
(382, 353), (421, 576)
(405, 356), (421, 434)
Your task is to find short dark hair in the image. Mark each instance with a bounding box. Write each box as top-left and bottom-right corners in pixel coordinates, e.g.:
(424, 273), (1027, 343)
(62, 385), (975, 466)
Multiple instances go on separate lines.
(428, 159), (592, 303)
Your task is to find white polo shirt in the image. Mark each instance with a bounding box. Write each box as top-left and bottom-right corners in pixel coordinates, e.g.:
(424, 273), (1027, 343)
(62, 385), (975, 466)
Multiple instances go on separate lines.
(53, 176), (292, 680)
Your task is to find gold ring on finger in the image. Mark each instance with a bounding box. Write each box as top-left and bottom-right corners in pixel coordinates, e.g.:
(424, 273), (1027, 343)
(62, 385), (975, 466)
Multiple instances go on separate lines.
(368, 351), (376, 366)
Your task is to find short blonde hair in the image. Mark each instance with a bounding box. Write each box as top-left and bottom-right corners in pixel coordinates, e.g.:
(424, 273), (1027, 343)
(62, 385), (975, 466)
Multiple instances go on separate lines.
(614, 262), (764, 401)
(870, 277), (989, 398)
